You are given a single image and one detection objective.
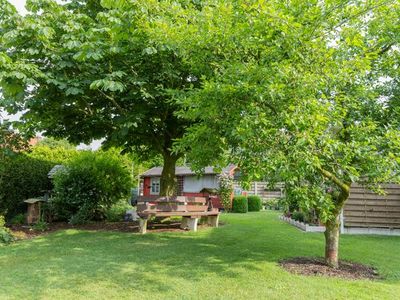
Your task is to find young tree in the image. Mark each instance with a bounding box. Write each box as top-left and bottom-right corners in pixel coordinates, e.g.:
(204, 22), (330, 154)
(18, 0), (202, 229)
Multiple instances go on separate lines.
(0, 0), (199, 196)
(169, 1), (400, 267)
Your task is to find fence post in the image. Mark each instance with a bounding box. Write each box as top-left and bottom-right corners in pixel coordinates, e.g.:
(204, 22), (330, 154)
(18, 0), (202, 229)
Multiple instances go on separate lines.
(340, 209), (344, 234)
(254, 182), (258, 195)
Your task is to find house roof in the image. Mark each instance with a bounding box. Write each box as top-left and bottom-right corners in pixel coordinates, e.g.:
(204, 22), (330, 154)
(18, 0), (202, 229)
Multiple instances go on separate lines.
(141, 165), (236, 177)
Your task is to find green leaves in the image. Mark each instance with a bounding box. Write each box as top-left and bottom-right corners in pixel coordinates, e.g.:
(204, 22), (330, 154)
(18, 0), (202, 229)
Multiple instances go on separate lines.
(90, 79), (125, 93)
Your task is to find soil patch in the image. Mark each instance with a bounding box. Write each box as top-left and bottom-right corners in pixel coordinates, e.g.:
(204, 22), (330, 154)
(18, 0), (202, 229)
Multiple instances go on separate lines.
(280, 257), (380, 280)
(9, 220), (219, 240)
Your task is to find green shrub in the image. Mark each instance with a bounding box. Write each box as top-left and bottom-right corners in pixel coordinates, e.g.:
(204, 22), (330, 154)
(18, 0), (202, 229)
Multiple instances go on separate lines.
(10, 214), (25, 225)
(232, 196), (248, 213)
(291, 211), (305, 223)
(0, 216), (14, 244)
(0, 146), (78, 220)
(32, 220), (48, 232)
(105, 201), (131, 222)
(52, 150), (131, 224)
(248, 195), (262, 212)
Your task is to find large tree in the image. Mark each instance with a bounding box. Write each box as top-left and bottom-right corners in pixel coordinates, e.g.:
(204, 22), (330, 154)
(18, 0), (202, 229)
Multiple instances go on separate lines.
(167, 0), (400, 267)
(0, 0), (200, 196)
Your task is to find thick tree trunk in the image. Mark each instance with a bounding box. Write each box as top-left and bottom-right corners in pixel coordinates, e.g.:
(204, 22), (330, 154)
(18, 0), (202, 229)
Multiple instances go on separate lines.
(159, 152), (178, 197)
(324, 215), (340, 268)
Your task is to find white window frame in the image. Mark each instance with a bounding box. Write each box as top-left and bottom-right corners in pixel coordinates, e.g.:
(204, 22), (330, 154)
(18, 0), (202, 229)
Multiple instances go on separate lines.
(150, 177), (160, 195)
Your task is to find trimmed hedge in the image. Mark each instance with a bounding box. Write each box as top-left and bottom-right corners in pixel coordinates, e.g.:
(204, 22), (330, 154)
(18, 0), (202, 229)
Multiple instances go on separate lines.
(248, 195), (262, 212)
(0, 146), (78, 220)
(232, 196), (248, 213)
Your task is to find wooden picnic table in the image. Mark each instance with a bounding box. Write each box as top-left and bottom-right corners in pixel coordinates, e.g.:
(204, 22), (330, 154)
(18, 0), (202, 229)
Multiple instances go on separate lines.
(136, 196), (220, 234)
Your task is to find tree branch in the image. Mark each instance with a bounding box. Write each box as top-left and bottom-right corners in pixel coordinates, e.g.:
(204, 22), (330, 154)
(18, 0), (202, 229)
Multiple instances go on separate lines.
(318, 167), (350, 195)
(98, 90), (125, 114)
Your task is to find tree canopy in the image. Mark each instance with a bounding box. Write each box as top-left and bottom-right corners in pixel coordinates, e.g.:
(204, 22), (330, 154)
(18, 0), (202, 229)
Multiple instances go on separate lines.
(0, 0), (201, 195)
(159, 0), (400, 267)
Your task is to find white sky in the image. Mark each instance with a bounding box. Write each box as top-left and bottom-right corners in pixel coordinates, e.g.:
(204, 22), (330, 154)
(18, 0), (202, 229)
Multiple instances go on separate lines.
(4, 0), (102, 150)
(8, 0), (28, 15)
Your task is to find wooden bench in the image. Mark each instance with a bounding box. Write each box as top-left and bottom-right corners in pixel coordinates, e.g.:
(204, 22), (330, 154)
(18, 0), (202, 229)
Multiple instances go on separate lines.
(136, 196), (220, 234)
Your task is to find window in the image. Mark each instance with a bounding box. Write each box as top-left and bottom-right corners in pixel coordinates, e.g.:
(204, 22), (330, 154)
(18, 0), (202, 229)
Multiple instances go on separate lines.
(150, 177), (160, 195)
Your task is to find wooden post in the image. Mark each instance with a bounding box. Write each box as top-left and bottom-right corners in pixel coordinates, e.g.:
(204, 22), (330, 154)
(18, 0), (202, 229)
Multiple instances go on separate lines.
(187, 218), (198, 232)
(208, 215), (219, 228)
(139, 218), (148, 234)
(180, 217), (189, 229)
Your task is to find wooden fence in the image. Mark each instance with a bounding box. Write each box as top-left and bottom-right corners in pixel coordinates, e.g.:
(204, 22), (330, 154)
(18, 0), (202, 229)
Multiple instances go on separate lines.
(343, 183), (400, 229)
(234, 181), (284, 200)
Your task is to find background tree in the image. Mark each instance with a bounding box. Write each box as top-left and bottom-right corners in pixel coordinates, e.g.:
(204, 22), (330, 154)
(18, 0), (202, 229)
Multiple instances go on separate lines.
(0, 0), (201, 196)
(166, 0), (400, 267)
(36, 137), (76, 150)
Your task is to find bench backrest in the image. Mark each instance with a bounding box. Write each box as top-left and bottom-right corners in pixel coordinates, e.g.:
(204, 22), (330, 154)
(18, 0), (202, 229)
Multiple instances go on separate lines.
(137, 196), (209, 213)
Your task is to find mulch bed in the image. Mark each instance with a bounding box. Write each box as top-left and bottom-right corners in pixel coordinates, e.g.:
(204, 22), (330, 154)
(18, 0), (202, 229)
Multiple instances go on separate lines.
(279, 257), (380, 280)
(9, 220), (217, 240)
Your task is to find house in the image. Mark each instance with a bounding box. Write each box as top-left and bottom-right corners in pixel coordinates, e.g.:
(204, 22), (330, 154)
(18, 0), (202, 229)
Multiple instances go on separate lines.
(140, 165), (238, 209)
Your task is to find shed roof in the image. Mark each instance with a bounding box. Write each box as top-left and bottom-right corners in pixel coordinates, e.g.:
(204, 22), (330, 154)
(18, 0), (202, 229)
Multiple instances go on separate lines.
(48, 165), (66, 178)
(24, 198), (46, 204)
(141, 165), (236, 177)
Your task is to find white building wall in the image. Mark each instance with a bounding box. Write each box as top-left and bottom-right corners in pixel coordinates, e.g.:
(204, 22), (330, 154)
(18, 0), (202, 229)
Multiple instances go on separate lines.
(183, 175), (219, 193)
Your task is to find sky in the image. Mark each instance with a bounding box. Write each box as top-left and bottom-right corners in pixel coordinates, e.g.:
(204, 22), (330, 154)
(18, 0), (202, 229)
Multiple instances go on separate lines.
(8, 0), (28, 15)
(4, 0), (102, 150)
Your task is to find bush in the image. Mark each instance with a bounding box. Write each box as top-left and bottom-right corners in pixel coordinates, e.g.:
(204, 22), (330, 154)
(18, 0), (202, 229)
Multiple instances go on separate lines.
(105, 201), (132, 222)
(52, 150), (131, 224)
(248, 195), (262, 212)
(291, 211), (305, 223)
(32, 220), (48, 232)
(0, 216), (14, 244)
(0, 146), (78, 220)
(10, 214), (25, 225)
(232, 196), (248, 213)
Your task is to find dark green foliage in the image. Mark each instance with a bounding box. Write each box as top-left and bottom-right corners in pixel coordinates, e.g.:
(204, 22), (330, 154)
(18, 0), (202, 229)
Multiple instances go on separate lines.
(32, 220), (48, 232)
(232, 196), (248, 213)
(247, 195), (262, 212)
(10, 214), (25, 225)
(291, 211), (305, 223)
(0, 146), (77, 220)
(52, 150), (131, 224)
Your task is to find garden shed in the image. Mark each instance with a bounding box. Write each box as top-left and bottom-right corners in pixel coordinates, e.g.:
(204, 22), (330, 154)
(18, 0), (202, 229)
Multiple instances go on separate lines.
(140, 165), (237, 209)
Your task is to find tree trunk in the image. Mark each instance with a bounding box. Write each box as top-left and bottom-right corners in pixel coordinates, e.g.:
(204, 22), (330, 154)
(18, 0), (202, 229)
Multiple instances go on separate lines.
(159, 152), (178, 197)
(324, 215), (340, 268)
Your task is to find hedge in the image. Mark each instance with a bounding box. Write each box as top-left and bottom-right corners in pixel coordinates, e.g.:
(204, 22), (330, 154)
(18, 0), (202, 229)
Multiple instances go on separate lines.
(0, 146), (78, 220)
(248, 195), (262, 212)
(232, 196), (248, 213)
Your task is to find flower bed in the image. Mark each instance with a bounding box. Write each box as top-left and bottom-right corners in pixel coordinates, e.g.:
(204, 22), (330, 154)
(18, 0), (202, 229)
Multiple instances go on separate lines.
(279, 215), (325, 233)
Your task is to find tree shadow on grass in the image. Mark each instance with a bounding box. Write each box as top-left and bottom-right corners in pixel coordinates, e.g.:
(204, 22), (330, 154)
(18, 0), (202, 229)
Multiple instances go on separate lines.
(1, 212), (400, 298)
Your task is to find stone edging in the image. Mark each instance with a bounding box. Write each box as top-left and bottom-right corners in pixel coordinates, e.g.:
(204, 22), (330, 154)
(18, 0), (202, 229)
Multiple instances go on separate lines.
(279, 215), (326, 233)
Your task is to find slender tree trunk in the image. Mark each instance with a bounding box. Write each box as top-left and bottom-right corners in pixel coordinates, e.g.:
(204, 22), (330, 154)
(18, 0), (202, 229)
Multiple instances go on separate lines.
(159, 152), (178, 197)
(318, 167), (351, 268)
(324, 215), (340, 268)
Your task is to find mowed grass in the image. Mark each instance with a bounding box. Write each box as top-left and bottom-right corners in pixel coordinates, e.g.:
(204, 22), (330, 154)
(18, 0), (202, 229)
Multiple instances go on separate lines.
(0, 211), (399, 300)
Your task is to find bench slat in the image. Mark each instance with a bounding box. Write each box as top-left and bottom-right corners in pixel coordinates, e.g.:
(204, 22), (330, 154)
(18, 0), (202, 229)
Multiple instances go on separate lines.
(138, 211), (219, 218)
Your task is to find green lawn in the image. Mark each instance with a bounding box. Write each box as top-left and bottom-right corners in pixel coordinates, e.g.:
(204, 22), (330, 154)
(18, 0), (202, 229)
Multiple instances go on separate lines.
(1, 211), (399, 300)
